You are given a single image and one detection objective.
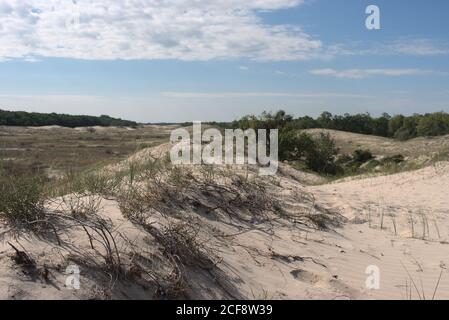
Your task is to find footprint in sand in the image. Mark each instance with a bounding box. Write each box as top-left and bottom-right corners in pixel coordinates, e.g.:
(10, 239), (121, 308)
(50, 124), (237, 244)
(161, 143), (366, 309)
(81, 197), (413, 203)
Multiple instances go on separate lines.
(290, 269), (321, 284)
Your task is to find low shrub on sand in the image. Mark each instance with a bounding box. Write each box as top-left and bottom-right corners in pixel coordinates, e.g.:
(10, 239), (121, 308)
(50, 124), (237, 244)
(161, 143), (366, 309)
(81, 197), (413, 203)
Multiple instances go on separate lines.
(0, 175), (46, 225)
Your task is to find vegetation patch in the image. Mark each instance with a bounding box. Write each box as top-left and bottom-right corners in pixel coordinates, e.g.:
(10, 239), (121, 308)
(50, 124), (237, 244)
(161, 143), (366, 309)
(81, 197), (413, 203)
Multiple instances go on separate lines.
(0, 175), (46, 225)
(217, 110), (449, 141)
(0, 109), (137, 127)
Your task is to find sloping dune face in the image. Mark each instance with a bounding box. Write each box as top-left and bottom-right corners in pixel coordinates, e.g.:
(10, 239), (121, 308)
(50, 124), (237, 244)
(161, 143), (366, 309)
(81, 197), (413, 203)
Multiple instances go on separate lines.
(304, 129), (449, 159)
(1, 142), (449, 300)
(0, 143), (344, 300)
(308, 162), (449, 299)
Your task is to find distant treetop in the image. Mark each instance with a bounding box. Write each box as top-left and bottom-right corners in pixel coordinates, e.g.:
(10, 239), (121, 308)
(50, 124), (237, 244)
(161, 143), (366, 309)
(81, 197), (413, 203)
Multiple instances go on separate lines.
(220, 110), (449, 141)
(0, 109), (138, 128)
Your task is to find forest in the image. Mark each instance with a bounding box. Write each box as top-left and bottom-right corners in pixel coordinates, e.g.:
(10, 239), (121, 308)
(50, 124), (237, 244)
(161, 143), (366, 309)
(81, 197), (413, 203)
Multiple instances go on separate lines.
(214, 110), (449, 175)
(221, 110), (449, 141)
(0, 109), (138, 128)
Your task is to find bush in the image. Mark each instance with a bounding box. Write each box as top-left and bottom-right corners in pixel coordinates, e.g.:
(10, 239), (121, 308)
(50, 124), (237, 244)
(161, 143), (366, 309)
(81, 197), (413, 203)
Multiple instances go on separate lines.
(278, 129), (298, 160)
(352, 149), (374, 163)
(334, 154), (352, 165)
(117, 187), (152, 223)
(417, 112), (449, 137)
(0, 176), (46, 224)
(388, 115), (404, 137)
(381, 154), (405, 165)
(304, 133), (340, 175)
(278, 130), (340, 174)
(278, 130), (314, 161)
(394, 117), (418, 140)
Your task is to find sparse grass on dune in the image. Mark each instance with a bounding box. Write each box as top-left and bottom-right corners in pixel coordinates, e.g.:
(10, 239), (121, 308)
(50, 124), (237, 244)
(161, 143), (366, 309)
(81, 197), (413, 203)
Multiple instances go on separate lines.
(1, 138), (346, 299)
(4, 131), (449, 299)
(304, 128), (449, 158)
(14, 124), (449, 299)
(0, 175), (46, 226)
(5, 116), (449, 299)
(402, 263), (444, 300)
(292, 128), (449, 185)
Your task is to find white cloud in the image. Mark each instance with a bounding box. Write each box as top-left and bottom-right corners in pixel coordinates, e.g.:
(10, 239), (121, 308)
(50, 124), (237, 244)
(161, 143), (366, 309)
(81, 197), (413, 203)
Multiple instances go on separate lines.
(239, 66), (249, 71)
(309, 68), (442, 79)
(0, 0), (328, 61)
(387, 39), (449, 56)
(160, 91), (371, 98)
(328, 39), (449, 57)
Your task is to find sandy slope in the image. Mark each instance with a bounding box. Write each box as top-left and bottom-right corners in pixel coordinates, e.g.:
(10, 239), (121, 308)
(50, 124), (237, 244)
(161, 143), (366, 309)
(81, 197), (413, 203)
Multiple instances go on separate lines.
(308, 162), (449, 299)
(305, 128), (449, 159)
(208, 162), (449, 300)
(1, 144), (449, 300)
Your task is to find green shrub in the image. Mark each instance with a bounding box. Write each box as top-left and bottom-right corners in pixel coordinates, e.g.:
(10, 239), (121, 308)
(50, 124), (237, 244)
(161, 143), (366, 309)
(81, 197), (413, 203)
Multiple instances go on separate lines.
(278, 130), (341, 175)
(117, 187), (151, 223)
(381, 154), (405, 165)
(334, 154), (352, 165)
(278, 130), (314, 161)
(0, 176), (46, 224)
(393, 117), (418, 140)
(278, 129), (299, 160)
(417, 112), (449, 137)
(363, 159), (381, 170)
(304, 133), (340, 175)
(352, 149), (374, 163)
(388, 115), (404, 137)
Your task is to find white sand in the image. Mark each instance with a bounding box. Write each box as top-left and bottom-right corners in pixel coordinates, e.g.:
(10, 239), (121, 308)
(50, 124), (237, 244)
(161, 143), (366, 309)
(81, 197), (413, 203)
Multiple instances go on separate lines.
(1, 145), (449, 299)
(307, 162), (449, 299)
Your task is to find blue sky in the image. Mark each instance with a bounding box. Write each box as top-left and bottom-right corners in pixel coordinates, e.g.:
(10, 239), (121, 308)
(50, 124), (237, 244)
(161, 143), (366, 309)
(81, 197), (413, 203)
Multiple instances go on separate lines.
(0, 0), (448, 122)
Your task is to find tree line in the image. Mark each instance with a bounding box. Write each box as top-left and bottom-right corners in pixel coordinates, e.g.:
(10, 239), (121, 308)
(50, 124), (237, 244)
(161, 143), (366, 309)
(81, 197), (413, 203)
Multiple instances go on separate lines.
(217, 110), (449, 141)
(212, 110), (449, 175)
(0, 109), (138, 128)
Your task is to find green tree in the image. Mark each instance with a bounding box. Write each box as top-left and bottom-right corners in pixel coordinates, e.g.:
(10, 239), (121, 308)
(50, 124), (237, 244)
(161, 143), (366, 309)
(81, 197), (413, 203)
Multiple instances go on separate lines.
(388, 115), (404, 137)
(417, 112), (449, 137)
(305, 133), (340, 175)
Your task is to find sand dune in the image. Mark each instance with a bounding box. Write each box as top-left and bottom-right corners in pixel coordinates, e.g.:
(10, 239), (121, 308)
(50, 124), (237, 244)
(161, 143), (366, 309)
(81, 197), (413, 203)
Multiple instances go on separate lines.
(305, 128), (449, 159)
(308, 162), (449, 299)
(1, 143), (449, 300)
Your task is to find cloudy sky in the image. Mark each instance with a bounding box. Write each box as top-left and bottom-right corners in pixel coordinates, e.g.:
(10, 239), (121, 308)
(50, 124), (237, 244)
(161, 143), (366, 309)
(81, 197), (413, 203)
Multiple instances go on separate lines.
(0, 0), (448, 122)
